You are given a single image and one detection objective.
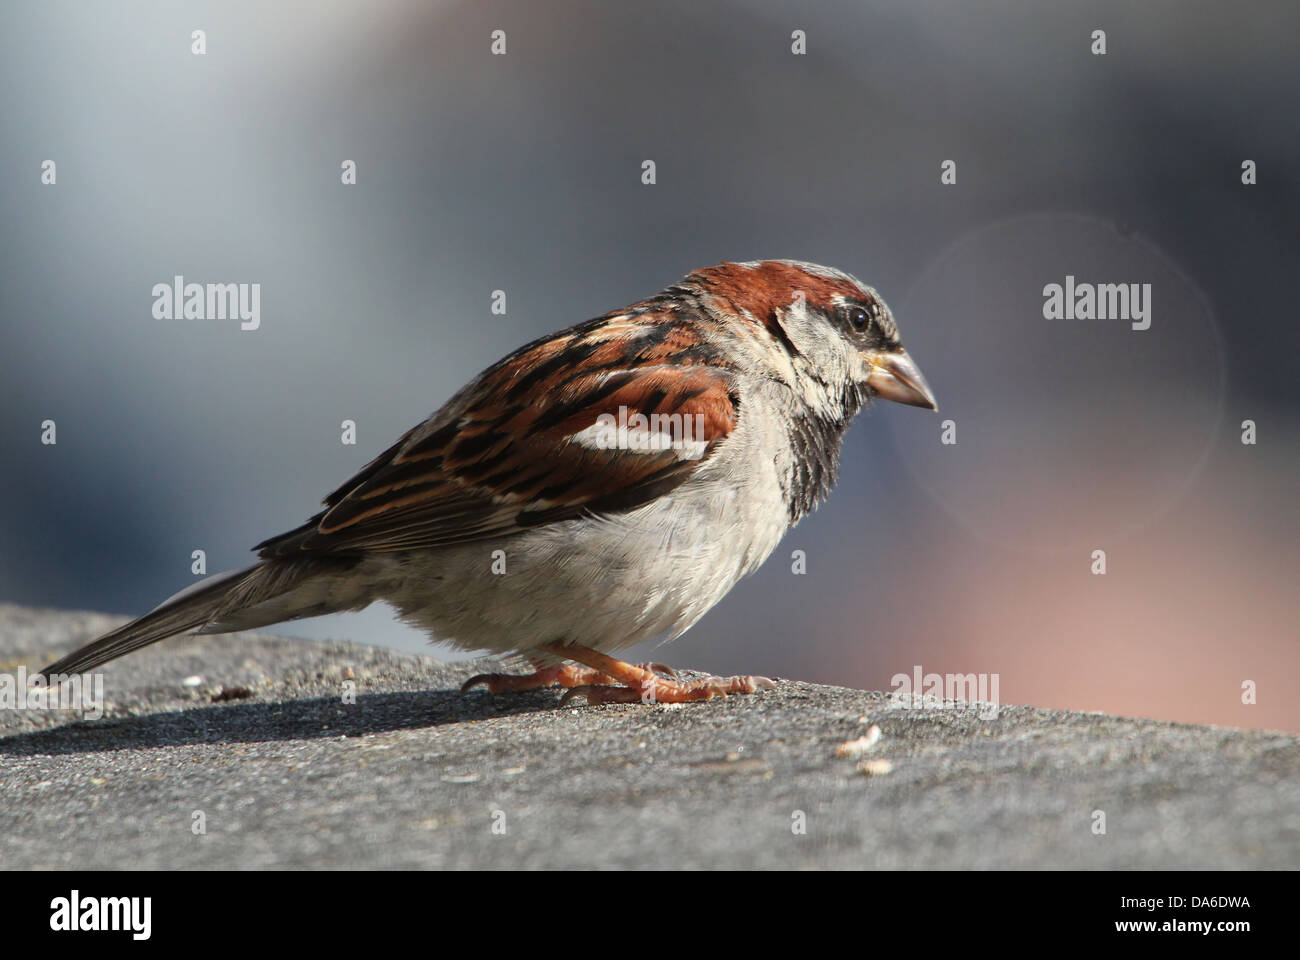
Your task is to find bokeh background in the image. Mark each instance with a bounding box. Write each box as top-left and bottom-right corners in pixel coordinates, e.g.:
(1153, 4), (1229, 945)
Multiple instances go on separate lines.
(2, 1), (1296, 730)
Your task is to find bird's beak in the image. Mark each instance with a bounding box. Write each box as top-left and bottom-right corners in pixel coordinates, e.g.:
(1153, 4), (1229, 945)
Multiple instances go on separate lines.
(865, 349), (938, 411)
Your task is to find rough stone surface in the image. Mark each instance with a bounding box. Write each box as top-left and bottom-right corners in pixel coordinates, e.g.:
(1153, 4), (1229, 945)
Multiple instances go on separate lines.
(2, 603), (1297, 869)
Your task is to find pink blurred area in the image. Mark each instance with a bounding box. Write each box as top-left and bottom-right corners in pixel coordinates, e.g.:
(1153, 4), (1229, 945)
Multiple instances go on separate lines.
(815, 434), (1299, 733)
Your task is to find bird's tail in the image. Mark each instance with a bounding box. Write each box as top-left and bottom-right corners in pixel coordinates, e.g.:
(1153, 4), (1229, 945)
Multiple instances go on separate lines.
(37, 558), (355, 679)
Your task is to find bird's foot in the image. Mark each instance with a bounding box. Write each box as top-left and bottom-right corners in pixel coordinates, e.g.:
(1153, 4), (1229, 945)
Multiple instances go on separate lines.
(541, 642), (775, 706)
(461, 659), (675, 695)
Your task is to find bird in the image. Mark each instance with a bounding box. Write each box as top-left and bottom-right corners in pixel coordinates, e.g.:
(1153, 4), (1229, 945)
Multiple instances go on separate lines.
(38, 260), (937, 705)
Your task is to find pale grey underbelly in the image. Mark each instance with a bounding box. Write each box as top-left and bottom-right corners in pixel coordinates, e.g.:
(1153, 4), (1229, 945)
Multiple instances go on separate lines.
(379, 471), (789, 655)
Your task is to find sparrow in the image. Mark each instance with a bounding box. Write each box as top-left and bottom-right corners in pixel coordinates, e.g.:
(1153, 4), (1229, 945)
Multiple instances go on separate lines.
(38, 260), (936, 705)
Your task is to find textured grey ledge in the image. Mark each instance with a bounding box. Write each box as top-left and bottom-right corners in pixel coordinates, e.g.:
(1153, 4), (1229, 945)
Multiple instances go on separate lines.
(1, 603), (1297, 870)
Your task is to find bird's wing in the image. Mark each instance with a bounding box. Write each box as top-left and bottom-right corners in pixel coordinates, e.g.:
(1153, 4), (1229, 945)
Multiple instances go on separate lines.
(255, 316), (739, 557)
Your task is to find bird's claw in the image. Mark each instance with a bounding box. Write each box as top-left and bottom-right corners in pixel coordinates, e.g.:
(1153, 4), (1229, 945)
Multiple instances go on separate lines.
(460, 660), (676, 696)
(560, 673), (777, 707)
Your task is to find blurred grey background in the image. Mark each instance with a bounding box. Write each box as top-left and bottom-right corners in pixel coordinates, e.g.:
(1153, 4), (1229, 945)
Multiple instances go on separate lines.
(2, 1), (1297, 730)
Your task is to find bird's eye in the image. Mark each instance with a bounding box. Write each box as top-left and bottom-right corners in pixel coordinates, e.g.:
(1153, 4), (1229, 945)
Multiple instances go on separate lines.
(848, 305), (872, 331)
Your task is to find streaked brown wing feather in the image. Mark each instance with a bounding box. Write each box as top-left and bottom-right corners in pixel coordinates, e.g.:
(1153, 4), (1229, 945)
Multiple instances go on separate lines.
(256, 321), (738, 558)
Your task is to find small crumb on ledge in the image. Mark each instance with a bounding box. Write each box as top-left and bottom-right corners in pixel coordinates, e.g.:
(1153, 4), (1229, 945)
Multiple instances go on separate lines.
(835, 724), (882, 757)
(857, 758), (893, 777)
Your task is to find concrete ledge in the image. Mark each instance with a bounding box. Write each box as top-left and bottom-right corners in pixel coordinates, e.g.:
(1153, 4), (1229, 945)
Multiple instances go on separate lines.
(2, 603), (1297, 869)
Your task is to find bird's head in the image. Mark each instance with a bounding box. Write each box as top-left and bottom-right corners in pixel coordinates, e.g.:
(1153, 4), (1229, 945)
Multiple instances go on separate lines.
(685, 259), (938, 414)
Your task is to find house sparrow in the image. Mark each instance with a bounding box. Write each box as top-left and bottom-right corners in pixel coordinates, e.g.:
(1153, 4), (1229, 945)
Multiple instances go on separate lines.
(39, 260), (936, 705)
